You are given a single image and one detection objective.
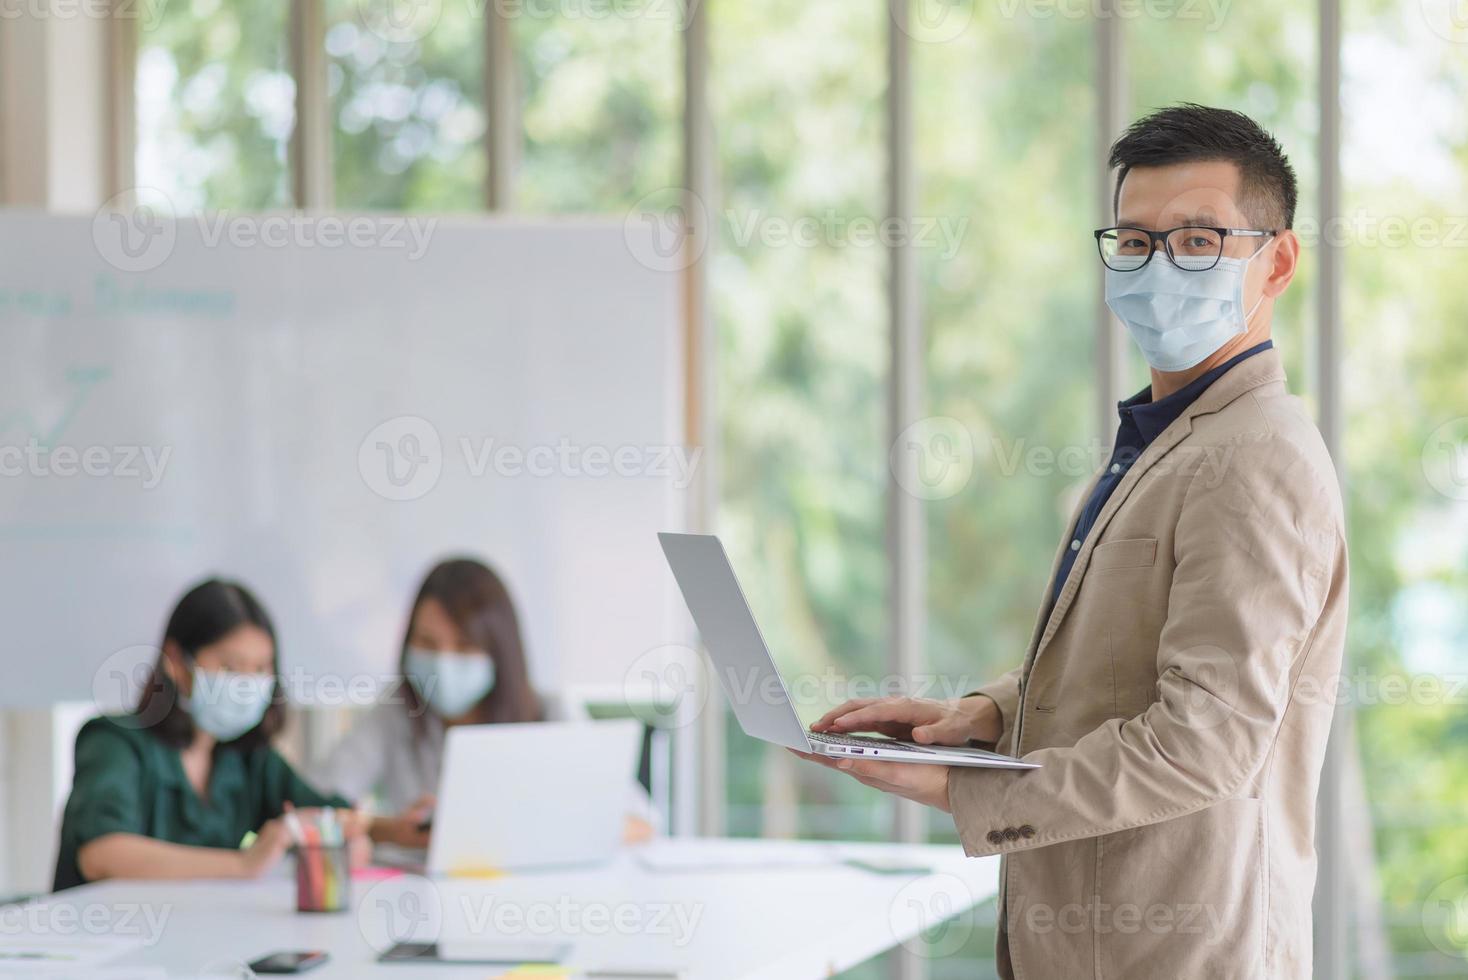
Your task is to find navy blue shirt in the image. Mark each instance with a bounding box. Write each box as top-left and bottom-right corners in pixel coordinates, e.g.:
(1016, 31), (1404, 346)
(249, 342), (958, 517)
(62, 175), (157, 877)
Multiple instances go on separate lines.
(1049, 341), (1273, 606)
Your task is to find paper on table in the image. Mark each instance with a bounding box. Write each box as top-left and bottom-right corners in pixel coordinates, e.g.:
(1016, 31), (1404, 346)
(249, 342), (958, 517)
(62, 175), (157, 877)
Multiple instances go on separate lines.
(446, 863), (508, 879)
(0, 934), (146, 971)
(6, 971), (167, 980)
(493, 971), (684, 980)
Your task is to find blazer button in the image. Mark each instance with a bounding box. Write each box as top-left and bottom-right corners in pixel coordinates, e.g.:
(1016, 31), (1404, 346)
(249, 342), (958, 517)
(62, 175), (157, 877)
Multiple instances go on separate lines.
(1003, 827), (1020, 842)
(1019, 825), (1036, 839)
(986, 830), (1005, 845)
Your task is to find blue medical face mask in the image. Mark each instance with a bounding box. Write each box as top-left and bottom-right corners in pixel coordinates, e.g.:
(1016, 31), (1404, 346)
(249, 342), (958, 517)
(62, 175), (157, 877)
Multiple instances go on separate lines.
(1104, 247), (1269, 372)
(405, 647), (496, 719)
(182, 664), (275, 742)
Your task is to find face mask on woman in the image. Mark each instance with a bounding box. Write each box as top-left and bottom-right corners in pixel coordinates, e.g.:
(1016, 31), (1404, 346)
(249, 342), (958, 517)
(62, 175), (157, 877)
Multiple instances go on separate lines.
(405, 647), (496, 719)
(182, 663), (275, 741)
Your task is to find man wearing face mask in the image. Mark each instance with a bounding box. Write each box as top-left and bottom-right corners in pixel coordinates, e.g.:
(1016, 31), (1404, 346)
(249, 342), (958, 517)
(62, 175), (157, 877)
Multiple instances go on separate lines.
(793, 104), (1348, 978)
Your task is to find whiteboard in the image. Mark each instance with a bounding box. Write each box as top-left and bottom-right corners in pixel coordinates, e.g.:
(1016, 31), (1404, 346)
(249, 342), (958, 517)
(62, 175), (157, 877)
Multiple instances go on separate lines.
(0, 211), (686, 709)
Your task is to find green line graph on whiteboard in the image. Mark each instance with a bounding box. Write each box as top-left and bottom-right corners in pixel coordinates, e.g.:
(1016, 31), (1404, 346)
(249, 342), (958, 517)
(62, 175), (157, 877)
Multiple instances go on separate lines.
(0, 366), (111, 449)
(0, 363), (196, 541)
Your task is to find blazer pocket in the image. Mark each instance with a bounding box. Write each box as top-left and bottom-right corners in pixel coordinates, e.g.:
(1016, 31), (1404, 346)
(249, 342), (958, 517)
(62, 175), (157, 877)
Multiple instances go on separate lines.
(1095, 797), (1266, 979)
(1090, 537), (1158, 571)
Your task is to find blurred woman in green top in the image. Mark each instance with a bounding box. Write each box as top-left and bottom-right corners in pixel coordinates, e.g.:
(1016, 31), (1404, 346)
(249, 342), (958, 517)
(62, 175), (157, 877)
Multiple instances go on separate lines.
(53, 579), (364, 890)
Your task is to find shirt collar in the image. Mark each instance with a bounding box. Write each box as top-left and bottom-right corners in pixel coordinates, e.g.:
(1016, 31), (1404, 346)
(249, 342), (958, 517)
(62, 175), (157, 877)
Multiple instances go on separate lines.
(1120, 340), (1275, 445)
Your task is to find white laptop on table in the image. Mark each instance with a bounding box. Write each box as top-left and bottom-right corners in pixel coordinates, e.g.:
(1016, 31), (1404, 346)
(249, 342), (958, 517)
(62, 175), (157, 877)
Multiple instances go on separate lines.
(659, 532), (1039, 770)
(427, 719), (643, 874)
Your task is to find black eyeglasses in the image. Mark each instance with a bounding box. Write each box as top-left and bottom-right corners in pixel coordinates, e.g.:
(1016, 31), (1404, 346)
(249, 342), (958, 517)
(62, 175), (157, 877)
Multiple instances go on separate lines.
(1095, 226), (1277, 272)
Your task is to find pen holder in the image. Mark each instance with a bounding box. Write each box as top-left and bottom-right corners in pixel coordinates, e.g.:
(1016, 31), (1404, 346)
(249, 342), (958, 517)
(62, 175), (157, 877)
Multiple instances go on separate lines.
(294, 843), (350, 913)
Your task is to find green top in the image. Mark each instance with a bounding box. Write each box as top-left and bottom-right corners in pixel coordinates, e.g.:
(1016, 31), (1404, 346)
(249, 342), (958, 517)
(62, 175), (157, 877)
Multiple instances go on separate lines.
(53, 716), (348, 891)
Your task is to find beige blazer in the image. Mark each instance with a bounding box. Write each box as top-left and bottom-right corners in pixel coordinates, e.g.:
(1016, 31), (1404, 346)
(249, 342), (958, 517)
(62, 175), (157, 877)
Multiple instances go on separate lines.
(949, 349), (1347, 979)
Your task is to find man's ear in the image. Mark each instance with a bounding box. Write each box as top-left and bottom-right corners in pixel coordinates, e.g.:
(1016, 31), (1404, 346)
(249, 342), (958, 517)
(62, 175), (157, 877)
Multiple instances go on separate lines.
(161, 640), (190, 695)
(1262, 229), (1300, 299)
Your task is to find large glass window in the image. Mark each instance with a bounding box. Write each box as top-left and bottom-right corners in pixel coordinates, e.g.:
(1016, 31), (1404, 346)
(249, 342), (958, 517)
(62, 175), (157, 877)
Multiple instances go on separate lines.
(135, 0), (294, 210)
(326, 0), (486, 209)
(914, 9), (1096, 974)
(123, 4), (1468, 975)
(712, 0), (890, 843)
(1342, 5), (1468, 975)
(916, 4), (1097, 744)
(513, 1), (680, 212)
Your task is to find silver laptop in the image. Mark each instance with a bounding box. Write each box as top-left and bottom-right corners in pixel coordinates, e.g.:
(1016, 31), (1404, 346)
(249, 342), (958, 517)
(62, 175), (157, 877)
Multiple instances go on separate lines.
(659, 532), (1039, 770)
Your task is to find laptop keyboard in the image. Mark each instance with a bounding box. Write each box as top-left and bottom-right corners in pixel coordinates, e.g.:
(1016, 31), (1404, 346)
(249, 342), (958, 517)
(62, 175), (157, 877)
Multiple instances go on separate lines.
(808, 731), (934, 753)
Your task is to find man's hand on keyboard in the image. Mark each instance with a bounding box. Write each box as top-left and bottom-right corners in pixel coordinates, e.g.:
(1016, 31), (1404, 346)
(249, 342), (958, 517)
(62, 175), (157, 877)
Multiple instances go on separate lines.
(810, 695), (1001, 747)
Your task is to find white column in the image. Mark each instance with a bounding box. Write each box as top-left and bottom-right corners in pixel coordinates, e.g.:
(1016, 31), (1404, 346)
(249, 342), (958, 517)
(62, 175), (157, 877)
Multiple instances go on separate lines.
(682, 0), (723, 839)
(1093, 0), (1129, 444)
(886, 0), (924, 850)
(484, 1), (518, 211)
(886, 11), (927, 980)
(0, 0), (120, 208)
(1313, 0), (1348, 974)
(289, 0), (332, 209)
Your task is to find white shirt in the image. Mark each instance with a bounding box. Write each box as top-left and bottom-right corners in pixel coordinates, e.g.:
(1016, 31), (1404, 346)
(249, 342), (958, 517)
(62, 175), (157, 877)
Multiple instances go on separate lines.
(313, 693), (652, 821)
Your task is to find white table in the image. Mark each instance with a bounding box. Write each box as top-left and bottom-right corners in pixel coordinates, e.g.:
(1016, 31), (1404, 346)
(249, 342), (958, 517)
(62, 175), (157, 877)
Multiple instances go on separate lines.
(10, 839), (998, 979)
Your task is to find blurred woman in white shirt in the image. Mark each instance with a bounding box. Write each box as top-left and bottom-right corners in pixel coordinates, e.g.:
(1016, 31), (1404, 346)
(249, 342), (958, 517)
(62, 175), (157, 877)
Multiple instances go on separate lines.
(315, 556), (651, 847)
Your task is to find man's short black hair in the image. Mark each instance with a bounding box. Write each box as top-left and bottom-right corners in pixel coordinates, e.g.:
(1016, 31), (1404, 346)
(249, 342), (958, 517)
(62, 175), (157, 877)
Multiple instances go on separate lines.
(1108, 103), (1297, 230)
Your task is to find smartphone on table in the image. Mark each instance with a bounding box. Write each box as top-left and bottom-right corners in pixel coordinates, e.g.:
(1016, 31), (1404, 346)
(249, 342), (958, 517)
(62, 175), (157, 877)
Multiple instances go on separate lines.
(249, 950), (329, 974)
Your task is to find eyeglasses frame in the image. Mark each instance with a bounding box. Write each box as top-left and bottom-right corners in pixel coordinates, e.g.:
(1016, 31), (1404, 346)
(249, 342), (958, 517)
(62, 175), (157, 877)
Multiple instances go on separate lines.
(1093, 225), (1278, 272)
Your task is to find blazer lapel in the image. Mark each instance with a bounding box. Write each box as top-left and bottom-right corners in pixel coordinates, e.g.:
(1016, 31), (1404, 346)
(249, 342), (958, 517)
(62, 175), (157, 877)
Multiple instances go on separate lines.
(1025, 349), (1288, 671)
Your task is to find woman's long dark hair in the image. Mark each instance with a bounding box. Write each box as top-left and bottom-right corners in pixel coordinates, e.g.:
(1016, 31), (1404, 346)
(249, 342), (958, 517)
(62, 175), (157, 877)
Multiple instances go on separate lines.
(401, 557), (542, 732)
(132, 578), (286, 750)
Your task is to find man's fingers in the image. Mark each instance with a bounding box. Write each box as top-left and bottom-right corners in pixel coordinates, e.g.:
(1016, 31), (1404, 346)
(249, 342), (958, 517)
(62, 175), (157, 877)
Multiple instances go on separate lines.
(835, 758), (907, 783)
(844, 770), (886, 791)
(910, 721), (968, 745)
(825, 699), (933, 732)
(787, 747), (839, 769)
(811, 698), (880, 731)
(790, 747), (904, 782)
